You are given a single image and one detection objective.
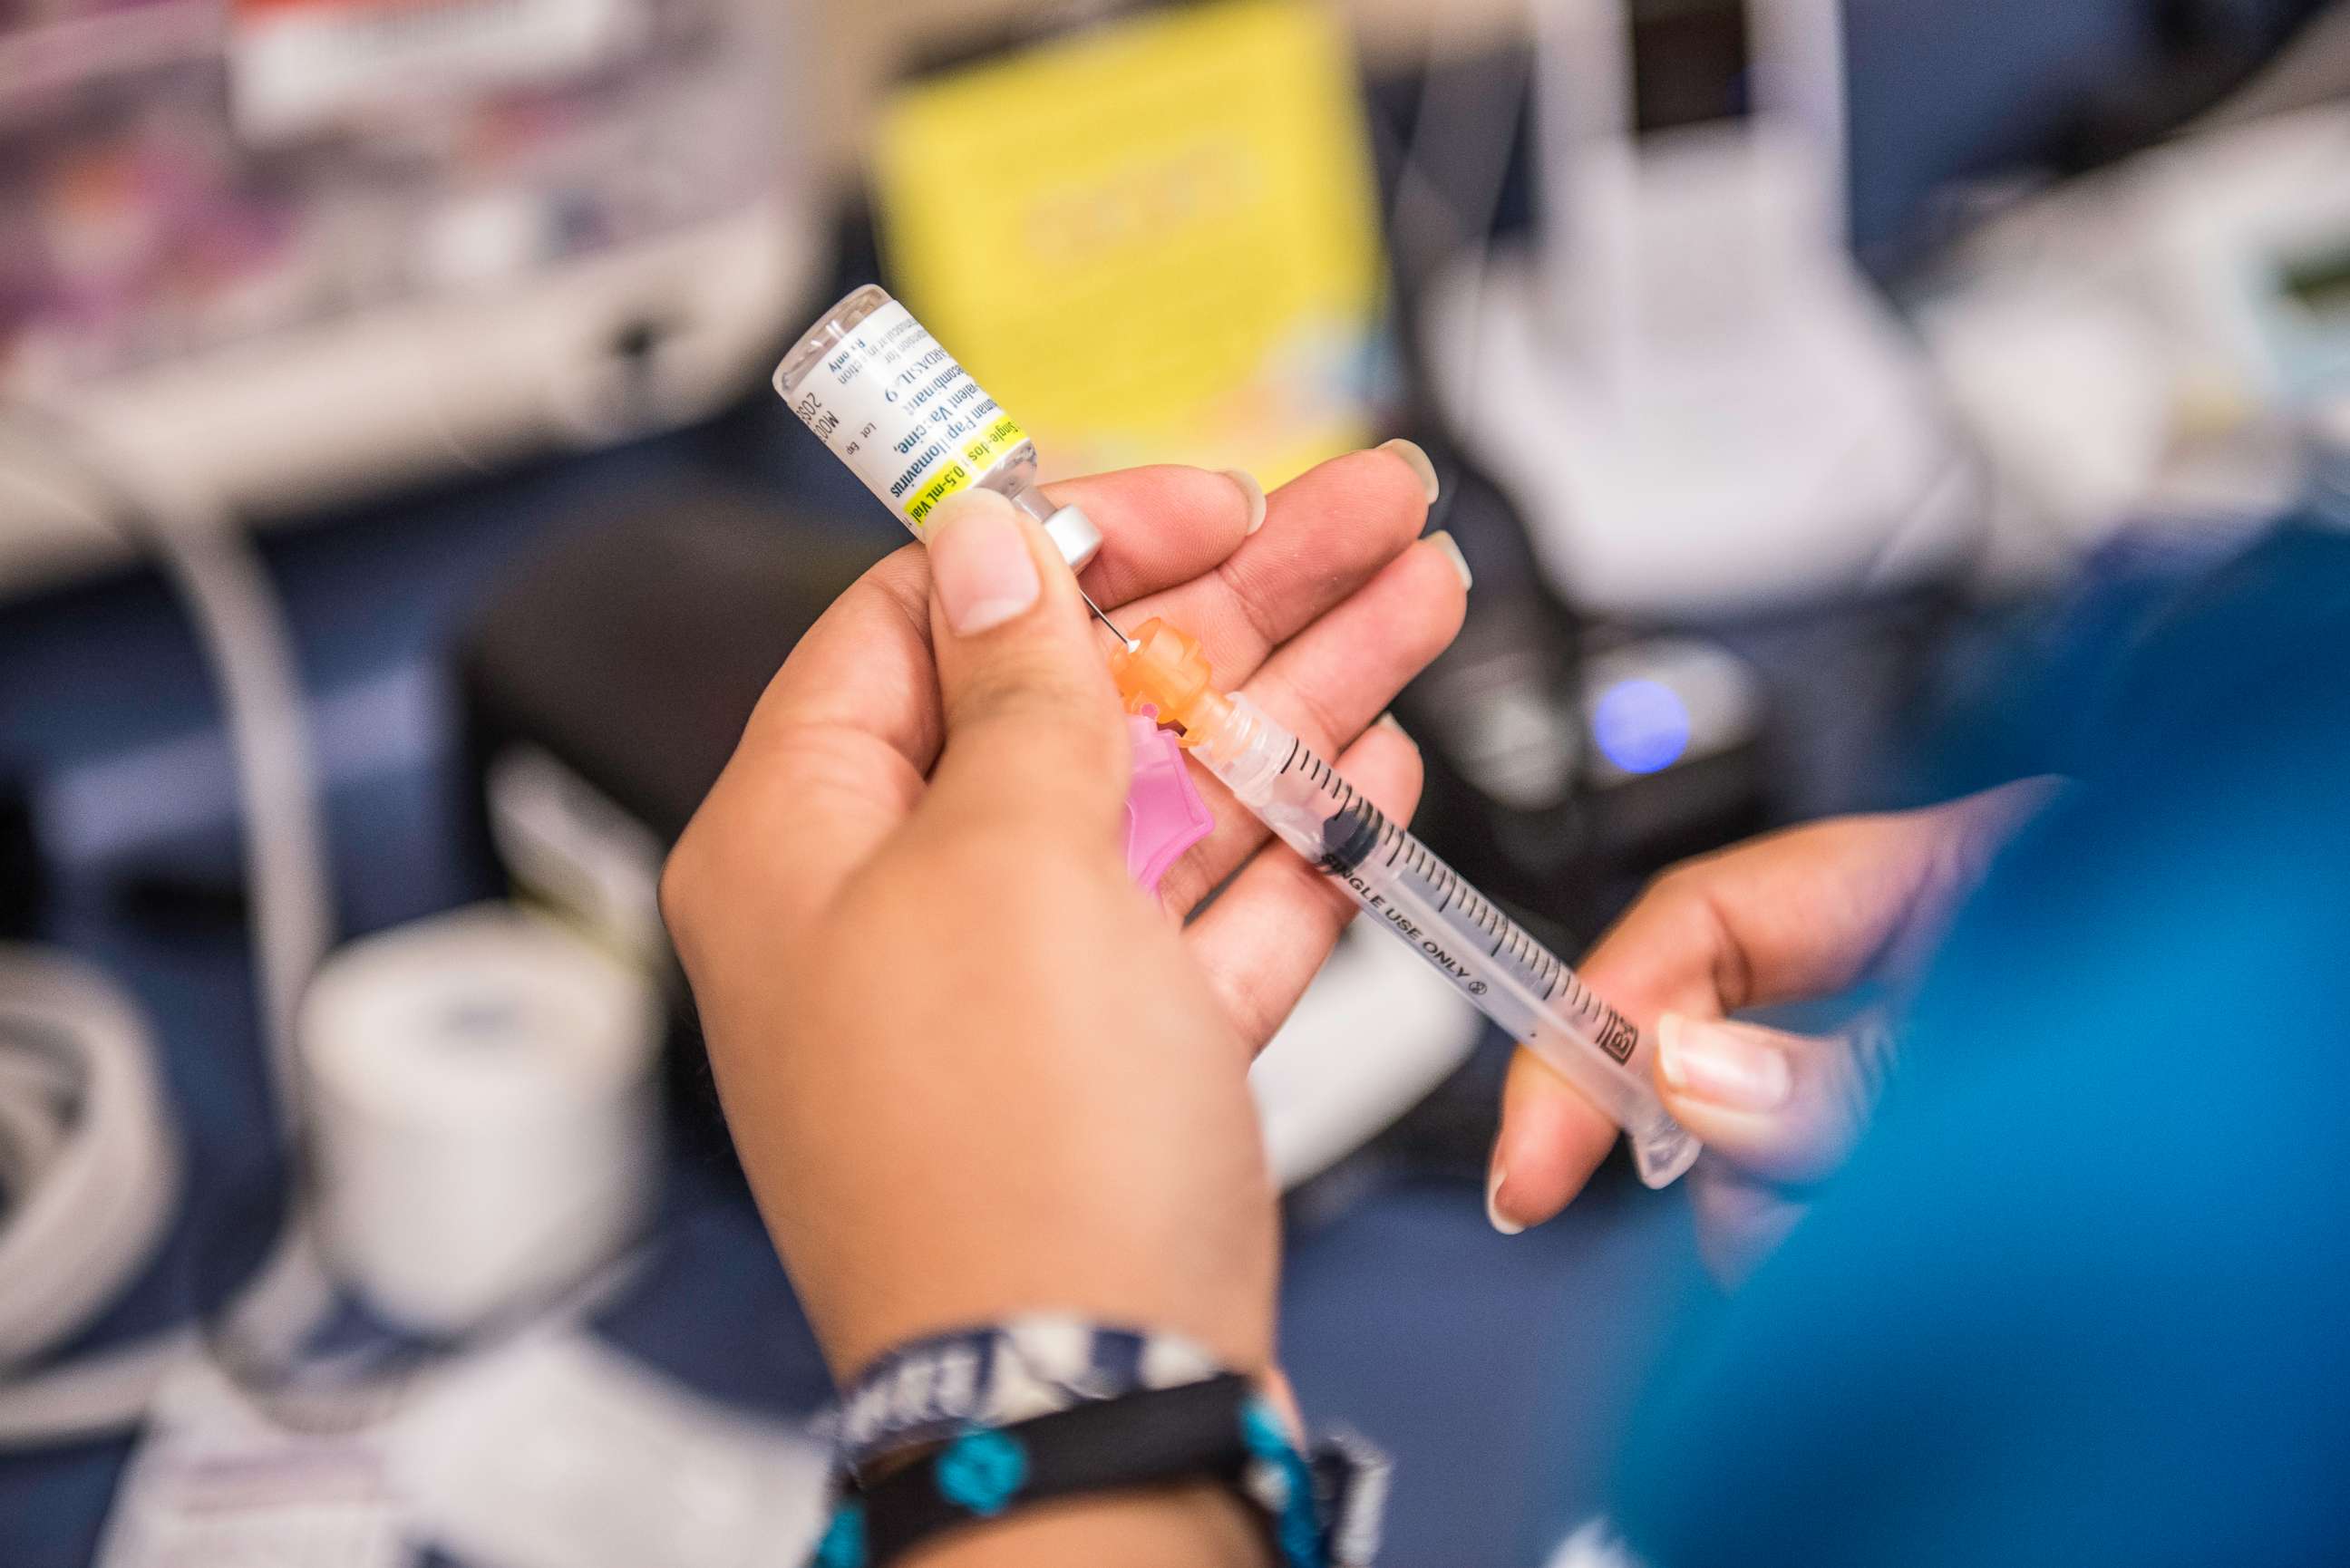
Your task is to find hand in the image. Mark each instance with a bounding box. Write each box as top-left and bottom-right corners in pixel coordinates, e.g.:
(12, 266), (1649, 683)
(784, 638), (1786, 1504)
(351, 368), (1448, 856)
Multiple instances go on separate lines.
(1486, 781), (2052, 1277)
(662, 450), (1464, 1385)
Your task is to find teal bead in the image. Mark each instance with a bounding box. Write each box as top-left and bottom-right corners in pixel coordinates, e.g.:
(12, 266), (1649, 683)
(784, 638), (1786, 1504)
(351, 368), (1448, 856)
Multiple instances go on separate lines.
(813, 1501), (866, 1568)
(936, 1428), (1030, 1518)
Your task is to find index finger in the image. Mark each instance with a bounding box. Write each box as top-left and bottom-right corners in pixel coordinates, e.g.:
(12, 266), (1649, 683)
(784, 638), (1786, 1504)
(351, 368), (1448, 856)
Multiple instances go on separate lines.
(1051, 465), (1265, 609)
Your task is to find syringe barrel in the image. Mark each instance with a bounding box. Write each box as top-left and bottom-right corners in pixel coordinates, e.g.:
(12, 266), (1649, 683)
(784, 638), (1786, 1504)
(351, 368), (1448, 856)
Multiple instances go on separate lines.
(1196, 696), (1699, 1187)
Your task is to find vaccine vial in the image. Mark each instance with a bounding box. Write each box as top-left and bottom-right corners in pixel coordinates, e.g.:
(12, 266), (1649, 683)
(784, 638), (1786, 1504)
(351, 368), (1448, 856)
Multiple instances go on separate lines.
(774, 285), (1102, 570)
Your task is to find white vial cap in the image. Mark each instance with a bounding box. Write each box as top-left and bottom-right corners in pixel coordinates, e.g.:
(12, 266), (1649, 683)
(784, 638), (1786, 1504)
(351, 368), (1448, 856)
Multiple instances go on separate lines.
(1040, 504), (1102, 573)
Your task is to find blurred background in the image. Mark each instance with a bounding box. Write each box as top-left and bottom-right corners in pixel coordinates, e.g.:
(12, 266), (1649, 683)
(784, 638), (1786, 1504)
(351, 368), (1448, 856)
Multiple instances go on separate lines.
(3, 0), (2347, 1563)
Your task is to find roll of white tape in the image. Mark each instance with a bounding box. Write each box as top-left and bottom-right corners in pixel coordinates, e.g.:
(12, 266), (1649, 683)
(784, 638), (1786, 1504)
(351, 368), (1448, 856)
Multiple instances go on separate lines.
(299, 905), (660, 1335)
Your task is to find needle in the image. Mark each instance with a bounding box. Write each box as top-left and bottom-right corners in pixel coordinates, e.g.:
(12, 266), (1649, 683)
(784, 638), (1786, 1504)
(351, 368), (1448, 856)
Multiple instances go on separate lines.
(1082, 590), (1136, 651)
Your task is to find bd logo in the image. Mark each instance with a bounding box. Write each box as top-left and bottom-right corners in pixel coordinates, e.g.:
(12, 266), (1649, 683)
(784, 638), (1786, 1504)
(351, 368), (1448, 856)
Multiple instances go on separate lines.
(1595, 1013), (1638, 1065)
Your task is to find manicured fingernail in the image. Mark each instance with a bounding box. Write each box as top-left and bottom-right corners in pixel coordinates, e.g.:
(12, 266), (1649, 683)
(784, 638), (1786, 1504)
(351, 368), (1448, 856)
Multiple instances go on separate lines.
(1427, 529), (1473, 591)
(1379, 438), (1442, 503)
(1486, 1165), (1525, 1236)
(929, 489), (1040, 636)
(1221, 469), (1268, 535)
(1657, 1012), (1792, 1112)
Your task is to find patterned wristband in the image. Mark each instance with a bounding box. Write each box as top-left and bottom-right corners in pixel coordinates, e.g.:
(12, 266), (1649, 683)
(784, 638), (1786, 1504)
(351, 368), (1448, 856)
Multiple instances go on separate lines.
(823, 1315), (1226, 1474)
(810, 1375), (1388, 1568)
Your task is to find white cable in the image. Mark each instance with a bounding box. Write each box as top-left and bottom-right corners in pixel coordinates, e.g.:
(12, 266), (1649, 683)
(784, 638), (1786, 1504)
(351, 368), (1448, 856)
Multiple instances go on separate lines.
(0, 410), (337, 1444)
(0, 950), (180, 1367)
(0, 416), (332, 1121)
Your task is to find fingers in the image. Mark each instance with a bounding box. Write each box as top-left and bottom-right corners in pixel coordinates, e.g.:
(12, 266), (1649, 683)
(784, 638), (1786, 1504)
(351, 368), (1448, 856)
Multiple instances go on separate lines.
(918, 488), (1131, 847)
(1486, 867), (1729, 1230)
(1483, 785), (2054, 1232)
(1484, 1013), (1874, 1234)
(1113, 447), (1439, 693)
(1045, 466), (1266, 610)
(733, 460), (1274, 772)
(1182, 718), (1426, 1052)
(1588, 783), (2061, 1020)
(1488, 1050), (1622, 1234)
(670, 483), (1126, 970)
(673, 447), (1454, 988)
(1153, 532), (1470, 915)
(676, 464), (1267, 952)
(1481, 851), (1807, 1232)
(1653, 1013), (1870, 1185)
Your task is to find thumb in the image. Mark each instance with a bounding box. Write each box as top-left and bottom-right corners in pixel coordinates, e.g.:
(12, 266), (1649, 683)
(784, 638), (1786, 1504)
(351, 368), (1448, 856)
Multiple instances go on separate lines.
(921, 487), (1131, 839)
(1654, 1012), (1885, 1186)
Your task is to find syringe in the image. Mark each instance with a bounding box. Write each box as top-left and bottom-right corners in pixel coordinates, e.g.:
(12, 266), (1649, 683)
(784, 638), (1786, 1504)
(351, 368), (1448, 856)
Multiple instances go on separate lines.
(1111, 618), (1700, 1188)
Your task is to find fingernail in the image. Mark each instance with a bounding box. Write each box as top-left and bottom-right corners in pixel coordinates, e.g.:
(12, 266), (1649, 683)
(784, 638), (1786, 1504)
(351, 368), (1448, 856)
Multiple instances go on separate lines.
(1375, 711), (1417, 750)
(928, 489), (1041, 636)
(1427, 529), (1473, 591)
(1486, 1165), (1525, 1236)
(1221, 469), (1268, 535)
(1657, 1012), (1792, 1112)
(1379, 438), (1442, 503)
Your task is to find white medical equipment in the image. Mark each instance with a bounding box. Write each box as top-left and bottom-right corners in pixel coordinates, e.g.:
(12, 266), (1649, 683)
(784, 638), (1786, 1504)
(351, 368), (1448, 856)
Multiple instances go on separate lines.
(1914, 100), (2350, 581)
(1423, 0), (1976, 615)
(0, 0), (819, 597)
(0, 952), (181, 1390)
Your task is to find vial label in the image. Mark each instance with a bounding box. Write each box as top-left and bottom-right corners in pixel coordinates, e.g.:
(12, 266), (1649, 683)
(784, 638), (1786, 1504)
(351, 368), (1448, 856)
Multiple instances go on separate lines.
(786, 302), (1029, 533)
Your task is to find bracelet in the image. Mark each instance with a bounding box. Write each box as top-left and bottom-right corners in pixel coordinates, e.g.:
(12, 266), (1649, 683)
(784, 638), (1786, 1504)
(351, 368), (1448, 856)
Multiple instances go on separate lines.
(811, 1321), (1387, 1568)
(812, 1376), (1385, 1568)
